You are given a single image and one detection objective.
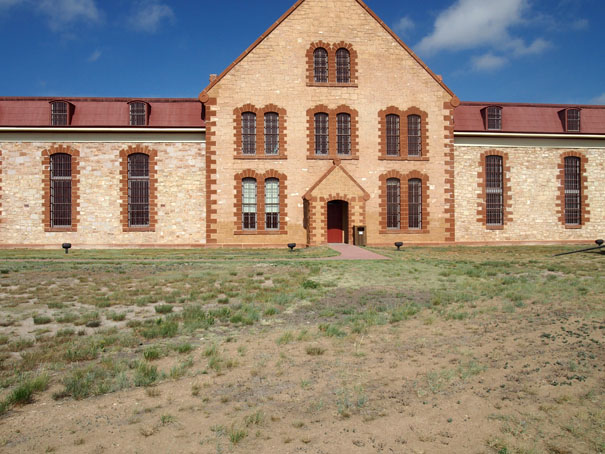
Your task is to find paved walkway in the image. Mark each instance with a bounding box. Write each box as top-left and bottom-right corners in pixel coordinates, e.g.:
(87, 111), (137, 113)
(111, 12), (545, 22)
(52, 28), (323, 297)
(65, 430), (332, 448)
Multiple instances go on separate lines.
(326, 243), (390, 260)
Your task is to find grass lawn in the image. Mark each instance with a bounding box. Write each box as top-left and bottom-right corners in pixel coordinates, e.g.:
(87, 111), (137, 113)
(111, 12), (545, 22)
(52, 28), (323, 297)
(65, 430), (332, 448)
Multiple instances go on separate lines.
(0, 245), (603, 453)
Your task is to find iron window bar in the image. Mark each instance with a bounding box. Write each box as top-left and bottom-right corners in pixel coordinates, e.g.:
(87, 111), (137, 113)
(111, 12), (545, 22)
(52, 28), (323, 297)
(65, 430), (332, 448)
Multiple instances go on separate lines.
(128, 153), (150, 227)
(50, 153), (72, 227)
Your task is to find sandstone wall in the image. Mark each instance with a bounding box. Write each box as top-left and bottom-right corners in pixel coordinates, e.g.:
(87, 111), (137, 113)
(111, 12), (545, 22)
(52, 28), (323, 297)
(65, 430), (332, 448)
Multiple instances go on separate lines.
(454, 145), (605, 243)
(0, 142), (206, 247)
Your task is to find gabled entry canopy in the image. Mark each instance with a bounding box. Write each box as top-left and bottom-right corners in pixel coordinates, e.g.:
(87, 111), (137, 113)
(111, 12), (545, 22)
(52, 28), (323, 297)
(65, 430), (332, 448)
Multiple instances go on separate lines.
(303, 161), (370, 201)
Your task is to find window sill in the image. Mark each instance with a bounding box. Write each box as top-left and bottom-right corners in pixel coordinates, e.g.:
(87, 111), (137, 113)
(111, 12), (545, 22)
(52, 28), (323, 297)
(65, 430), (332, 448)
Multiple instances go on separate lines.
(235, 230), (287, 235)
(306, 82), (358, 88)
(234, 155), (287, 160)
(307, 155), (358, 160)
(564, 224), (583, 229)
(123, 227), (155, 232)
(485, 225), (504, 230)
(378, 156), (429, 161)
(380, 229), (429, 234)
(45, 227), (77, 232)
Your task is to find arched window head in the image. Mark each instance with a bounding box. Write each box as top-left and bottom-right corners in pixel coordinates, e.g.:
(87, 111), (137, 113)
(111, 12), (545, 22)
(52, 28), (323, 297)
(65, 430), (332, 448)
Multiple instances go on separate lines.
(314, 48), (328, 83)
(487, 106), (502, 130)
(264, 112), (279, 155)
(50, 153), (72, 227)
(337, 113), (351, 155)
(386, 114), (400, 156)
(242, 178), (257, 230)
(336, 48), (350, 83)
(265, 178), (279, 230)
(407, 114), (421, 157)
(314, 113), (329, 155)
(386, 178), (400, 229)
(242, 112), (256, 155)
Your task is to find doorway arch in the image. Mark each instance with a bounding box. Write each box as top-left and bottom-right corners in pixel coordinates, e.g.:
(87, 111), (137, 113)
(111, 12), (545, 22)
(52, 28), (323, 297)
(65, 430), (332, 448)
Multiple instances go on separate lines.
(327, 200), (349, 243)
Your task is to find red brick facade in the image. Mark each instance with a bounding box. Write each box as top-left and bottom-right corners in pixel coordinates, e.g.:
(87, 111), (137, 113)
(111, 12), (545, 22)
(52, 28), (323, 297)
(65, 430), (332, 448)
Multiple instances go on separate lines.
(233, 104), (288, 159)
(378, 106), (430, 160)
(378, 170), (430, 234)
(305, 41), (358, 87)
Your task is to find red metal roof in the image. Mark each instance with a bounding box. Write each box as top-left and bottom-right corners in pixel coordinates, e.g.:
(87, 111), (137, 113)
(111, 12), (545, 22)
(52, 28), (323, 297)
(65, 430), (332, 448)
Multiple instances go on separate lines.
(0, 97), (204, 127)
(454, 102), (605, 134)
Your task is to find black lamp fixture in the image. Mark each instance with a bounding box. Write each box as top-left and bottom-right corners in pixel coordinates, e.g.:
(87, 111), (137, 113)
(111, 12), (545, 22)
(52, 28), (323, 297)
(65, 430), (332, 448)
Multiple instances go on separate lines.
(62, 243), (72, 254)
(287, 243), (296, 252)
(596, 239), (604, 247)
(394, 242), (403, 251)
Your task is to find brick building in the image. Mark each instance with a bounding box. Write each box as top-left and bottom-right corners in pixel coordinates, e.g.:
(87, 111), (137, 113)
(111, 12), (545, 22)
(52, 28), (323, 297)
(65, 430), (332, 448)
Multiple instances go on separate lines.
(0, 0), (603, 248)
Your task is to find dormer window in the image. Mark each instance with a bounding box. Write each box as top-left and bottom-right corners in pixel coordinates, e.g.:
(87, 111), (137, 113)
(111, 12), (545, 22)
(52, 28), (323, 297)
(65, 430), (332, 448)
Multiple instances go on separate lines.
(487, 106), (502, 130)
(129, 101), (148, 126)
(566, 108), (580, 132)
(50, 101), (71, 126)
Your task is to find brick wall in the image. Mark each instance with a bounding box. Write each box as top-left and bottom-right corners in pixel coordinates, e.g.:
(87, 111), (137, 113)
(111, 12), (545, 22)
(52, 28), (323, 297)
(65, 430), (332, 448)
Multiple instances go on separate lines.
(206, 0), (454, 246)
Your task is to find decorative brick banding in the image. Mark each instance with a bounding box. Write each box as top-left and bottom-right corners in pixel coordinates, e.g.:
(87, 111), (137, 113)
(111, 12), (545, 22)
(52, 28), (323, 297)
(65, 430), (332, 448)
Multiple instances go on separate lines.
(556, 151), (590, 228)
(306, 41), (358, 87)
(379, 170), (430, 234)
(306, 105), (359, 160)
(205, 97), (218, 244)
(234, 169), (288, 235)
(42, 145), (80, 232)
(378, 106), (429, 160)
(476, 150), (512, 230)
(233, 104), (287, 159)
(120, 145), (157, 232)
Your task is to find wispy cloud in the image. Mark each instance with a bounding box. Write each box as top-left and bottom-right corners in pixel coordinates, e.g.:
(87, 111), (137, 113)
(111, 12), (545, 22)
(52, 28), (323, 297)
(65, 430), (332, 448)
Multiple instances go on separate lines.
(392, 16), (414, 37)
(129, 1), (175, 33)
(38, 0), (102, 30)
(472, 53), (508, 71)
(87, 49), (102, 62)
(571, 18), (589, 30)
(591, 93), (605, 104)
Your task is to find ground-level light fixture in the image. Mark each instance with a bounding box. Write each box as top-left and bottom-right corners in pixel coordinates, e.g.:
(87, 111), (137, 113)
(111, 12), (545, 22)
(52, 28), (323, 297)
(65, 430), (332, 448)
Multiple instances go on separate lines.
(596, 239), (604, 247)
(394, 242), (403, 251)
(62, 243), (72, 254)
(288, 243), (296, 252)
(554, 238), (605, 257)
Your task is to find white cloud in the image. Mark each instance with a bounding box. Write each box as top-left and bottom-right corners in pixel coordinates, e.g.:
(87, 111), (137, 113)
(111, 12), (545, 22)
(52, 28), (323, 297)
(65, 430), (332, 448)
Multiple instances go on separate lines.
(571, 18), (589, 30)
(508, 37), (551, 56)
(38, 0), (101, 30)
(129, 1), (175, 33)
(471, 53), (508, 71)
(87, 49), (101, 62)
(392, 16), (414, 36)
(591, 93), (605, 104)
(417, 0), (529, 55)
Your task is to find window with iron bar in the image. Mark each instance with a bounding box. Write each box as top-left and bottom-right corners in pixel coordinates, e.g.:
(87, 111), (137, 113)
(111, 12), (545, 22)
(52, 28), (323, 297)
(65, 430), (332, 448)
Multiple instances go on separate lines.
(407, 115), (421, 157)
(386, 178), (400, 229)
(264, 112), (279, 155)
(566, 109), (580, 132)
(50, 153), (72, 227)
(314, 113), (329, 155)
(242, 112), (256, 155)
(337, 113), (351, 155)
(564, 156), (581, 225)
(242, 178), (257, 230)
(386, 114), (400, 156)
(487, 106), (502, 130)
(314, 48), (328, 83)
(51, 102), (69, 126)
(128, 153), (149, 227)
(336, 48), (350, 83)
(485, 155), (503, 225)
(130, 102), (147, 126)
(265, 178), (279, 230)
(408, 178), (422, 229)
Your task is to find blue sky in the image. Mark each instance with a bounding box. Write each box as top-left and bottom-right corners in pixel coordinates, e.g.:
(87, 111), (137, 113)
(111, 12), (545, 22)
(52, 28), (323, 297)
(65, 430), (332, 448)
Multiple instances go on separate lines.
(0, 0), (604, 104)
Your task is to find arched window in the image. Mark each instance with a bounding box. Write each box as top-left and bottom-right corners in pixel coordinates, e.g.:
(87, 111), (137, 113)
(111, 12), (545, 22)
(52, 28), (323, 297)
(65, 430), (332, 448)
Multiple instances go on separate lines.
(337, 113), (351, 155)
(564, 156), (581, 225)
(264, 112), (279, 155)
(407, 114), (421, 157)
(386, 178), (400, 229)
(386, 114), (400, 156)
(408, 179), (422, 229)
(242, 112), (256, 155)
(265, 178), (279, 230)
(242, 178), (257, 230)
(50, 153), (72, 227)
(313, 48), (328, 83)
(336, 48), (350, 83)
(51, 101), (69, 126)
(566, 109), (580, 132)
(485, 155), (503, 226)
(314, 113), (329, 155)
(128, 153), (149, 227)
(129, 102), (148, 126)
(487, 106), (502, 130)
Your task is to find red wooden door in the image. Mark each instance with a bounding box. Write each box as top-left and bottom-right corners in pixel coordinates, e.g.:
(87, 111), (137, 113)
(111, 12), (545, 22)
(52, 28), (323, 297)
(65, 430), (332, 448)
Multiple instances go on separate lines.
(327, 201), (343, 243)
